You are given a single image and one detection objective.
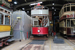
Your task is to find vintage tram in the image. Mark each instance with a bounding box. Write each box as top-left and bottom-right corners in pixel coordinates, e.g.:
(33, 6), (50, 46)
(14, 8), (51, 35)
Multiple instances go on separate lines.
(31, 4), (49, 37)
(59, 3), (75, 38)
(0, 6), (12, 47)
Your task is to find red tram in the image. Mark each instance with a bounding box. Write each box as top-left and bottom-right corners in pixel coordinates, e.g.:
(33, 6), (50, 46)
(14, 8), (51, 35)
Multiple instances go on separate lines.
(31, 4), (49, 37)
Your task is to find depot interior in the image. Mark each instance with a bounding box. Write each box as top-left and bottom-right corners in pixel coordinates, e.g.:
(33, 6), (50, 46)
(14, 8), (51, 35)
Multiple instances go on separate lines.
(0, 0), (75, 50)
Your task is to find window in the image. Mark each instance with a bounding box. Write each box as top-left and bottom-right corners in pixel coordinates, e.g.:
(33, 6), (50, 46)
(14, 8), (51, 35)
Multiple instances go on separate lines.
(71, 6), (75, 11)
(0, 14), (3, 24)
(71, 20), (75, 27)
(34, 21), (38, 25)
(5, 15), (10, 25)
(67, 20), (70, 27)
(8, 12), (10, 14)
(71, 4), (75, 5)
(0, 8), (3, 11)
(5, 10), (7, 13)
(64, 8), (66, 12)
(67, 7), (70, 11)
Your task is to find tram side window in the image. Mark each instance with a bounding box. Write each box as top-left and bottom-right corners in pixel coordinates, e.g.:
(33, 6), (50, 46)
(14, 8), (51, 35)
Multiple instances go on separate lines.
(67, 7), (70, 11)
(5, 15), (10, 25)
(0, 8), (3, 11)
(67, 20), (70, 27)
(71, 6), (75, 11)
(71, 20), (75, 27)
(64, 8), (66, 12)
(0, 14), (3, 24)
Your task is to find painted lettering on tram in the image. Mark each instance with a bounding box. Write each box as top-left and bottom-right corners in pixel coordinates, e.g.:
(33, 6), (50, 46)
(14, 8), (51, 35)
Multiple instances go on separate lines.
(67, 14), (75, 18)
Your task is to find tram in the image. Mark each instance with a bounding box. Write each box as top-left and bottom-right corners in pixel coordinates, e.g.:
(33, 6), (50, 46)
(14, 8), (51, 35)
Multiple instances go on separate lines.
(0, 6), (12, 47)
(59, 3), (75, 38)
(31, 4), (49, 37)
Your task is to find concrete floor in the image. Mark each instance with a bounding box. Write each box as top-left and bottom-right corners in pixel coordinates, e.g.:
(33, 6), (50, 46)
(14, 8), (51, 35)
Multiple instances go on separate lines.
(44, 36), (75, 50)
(1, 39), (32, 50)
(1, 36), (75, 50)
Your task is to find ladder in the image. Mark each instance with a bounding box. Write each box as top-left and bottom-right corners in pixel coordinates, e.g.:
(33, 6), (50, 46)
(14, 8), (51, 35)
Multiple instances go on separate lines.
(11, 19), (19, 28)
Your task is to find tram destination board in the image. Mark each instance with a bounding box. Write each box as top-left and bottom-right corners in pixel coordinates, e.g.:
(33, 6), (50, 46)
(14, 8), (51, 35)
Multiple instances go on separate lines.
(35, 6), (43, 9)
(67, 14), (75, 18)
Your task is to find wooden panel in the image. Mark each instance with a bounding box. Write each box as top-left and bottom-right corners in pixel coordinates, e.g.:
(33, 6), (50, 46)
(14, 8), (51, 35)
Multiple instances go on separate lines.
(67, 28), (75, 35)
(67, 28), (71, 34)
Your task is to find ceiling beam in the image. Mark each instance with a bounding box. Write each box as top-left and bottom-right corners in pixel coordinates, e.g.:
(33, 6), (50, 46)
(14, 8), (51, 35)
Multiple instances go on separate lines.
(64, 0), (75, 2)
(47, 0), (75, 2)
(14, 0), (53, 10)
(26, 7), (60, 10)
(26, 4), (61, 10)
(45, 4), (62, 6)
(14, 0), (75, 10)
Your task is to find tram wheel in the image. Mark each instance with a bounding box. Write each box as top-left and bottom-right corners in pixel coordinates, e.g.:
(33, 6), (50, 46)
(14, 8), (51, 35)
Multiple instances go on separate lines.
(46, 35), (48, 38)
(19, 40), (21, 42)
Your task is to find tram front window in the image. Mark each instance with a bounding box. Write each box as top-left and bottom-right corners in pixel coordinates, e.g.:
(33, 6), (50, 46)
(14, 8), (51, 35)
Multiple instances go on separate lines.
(34, 21), (38, 26)
(71, 20), (75, 27)
(5, 15), (10, 25)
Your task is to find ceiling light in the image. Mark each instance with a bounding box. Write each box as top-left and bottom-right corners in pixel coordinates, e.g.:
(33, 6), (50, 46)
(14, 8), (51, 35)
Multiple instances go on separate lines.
(54, 9), (56, 11)
(22, 8), (25, 10)
(52, 3), (54, 5)
(52, 7), (54, 9)
(38, 2), (42, 3)
(30, 2), (42, 6)
(54, 12), (55, 15)
(30, 3), (36, 5)
(27, 11), (29, 13)
(8, 0), (12, 2)
(14, 1), (17, 4)
(50, 21), (52, 23)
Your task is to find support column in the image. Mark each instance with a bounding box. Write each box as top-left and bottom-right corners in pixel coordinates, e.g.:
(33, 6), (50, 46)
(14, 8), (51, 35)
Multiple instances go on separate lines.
(53, 16), (55, 32)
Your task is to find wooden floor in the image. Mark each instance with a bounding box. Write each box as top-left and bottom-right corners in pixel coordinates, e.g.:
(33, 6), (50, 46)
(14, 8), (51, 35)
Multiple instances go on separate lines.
(1, 36), (75, 50)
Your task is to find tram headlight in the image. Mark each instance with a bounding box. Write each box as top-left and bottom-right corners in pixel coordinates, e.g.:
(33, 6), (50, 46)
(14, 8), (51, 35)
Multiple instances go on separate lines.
(38, 30), (40, 32)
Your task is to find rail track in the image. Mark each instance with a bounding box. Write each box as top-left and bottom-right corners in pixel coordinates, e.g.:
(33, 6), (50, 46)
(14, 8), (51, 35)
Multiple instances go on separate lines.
(21, 40), (45, 50)
(68, 39), (75, 45)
